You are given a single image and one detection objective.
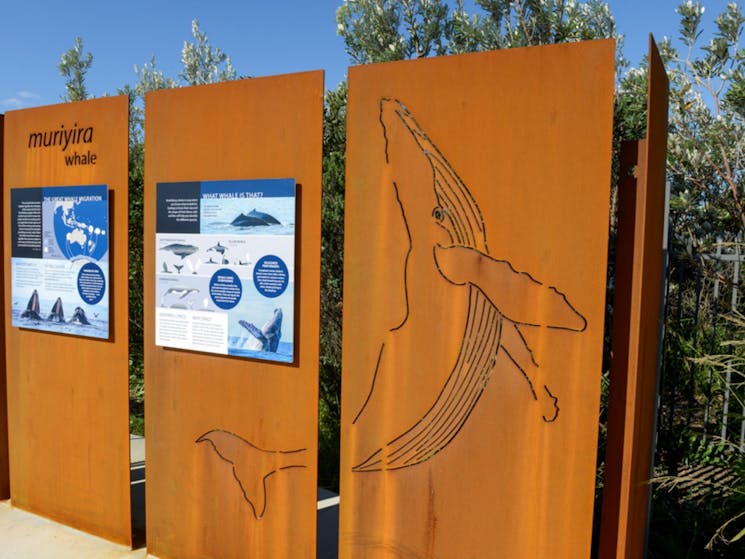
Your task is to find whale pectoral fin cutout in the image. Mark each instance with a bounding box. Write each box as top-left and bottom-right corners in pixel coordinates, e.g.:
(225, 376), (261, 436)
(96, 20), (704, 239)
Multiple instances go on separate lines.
(499, 328), (559, 422)
(434, 245), (586, 332)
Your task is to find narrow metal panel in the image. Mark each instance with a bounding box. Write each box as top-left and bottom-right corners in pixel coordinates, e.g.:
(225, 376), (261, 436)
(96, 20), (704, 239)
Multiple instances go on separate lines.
(144, 72), (323, 559)
(3, 96), (131, 544)
(599, 35), (670, 558)
(340, 40), (615, 558)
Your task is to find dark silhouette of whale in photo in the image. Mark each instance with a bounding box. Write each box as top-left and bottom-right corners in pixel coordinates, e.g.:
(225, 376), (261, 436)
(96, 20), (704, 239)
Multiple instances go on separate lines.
(48, 297), (65, 322)
(231, 209), (281, 227)
(21, 290), (41, 320)
(69, 307), (90, 325)
(239, 308), (282, 352)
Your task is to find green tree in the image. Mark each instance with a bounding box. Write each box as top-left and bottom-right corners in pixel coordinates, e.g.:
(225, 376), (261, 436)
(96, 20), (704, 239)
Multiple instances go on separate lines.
(337, 0), (452, 63)
(180, 19), (236, 85)
(461, 0), (617, 50)
(57, 37), (93, 102)
(666, 1), (745, 246)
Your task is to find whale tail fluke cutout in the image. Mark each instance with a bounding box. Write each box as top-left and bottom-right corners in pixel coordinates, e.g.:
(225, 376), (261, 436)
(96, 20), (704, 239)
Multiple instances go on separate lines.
(196, 429), (307, 519)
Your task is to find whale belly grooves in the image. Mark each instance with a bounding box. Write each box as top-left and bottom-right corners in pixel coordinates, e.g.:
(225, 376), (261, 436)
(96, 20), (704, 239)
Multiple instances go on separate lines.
(353, 285), (501, 471)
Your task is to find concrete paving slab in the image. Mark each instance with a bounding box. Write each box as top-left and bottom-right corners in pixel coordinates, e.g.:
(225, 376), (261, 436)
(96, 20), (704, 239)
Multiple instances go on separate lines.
(0, 501), (151, 559)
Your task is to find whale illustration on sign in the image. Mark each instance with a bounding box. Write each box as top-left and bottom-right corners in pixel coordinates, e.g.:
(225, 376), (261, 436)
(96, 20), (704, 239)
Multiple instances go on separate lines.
(231, 209), (281, 227)
(207, 241), (228, 255)
(239, 308), (282, 352)
(196, 429), (307, 519)
(21, 290), (42, 320)
(163, 287), (199, 299)
(351, 98), (587, 472)
(160, 243), (199, 259)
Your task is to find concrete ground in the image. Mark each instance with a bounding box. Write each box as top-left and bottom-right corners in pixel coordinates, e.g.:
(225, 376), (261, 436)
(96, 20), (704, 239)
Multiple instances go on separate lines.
(0, 435), (340, 559)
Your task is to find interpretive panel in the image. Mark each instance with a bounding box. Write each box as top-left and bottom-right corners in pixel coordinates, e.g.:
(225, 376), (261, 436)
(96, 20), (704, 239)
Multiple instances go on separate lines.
(155, 178), (295, 362)
(2, 96), (130, 545)
(10, 185), (109, 338)
(340, 41), (615, 558)
(145, 71), (322, 559)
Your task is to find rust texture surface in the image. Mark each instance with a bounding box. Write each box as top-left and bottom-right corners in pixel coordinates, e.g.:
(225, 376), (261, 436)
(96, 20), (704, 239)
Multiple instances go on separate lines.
(339, 40), (615, 558)
(599, 36), (669, 558)
(0, 113), (7, 500)
(144, 72), (323, 559)
(2, 97), (131, 544)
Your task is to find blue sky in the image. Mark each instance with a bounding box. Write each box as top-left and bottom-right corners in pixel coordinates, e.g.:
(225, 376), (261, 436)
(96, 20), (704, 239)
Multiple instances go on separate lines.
(0, 1), (732, 112)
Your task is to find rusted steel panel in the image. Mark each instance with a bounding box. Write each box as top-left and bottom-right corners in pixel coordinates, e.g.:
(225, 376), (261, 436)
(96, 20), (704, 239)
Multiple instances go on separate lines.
(599, 36), (669, 558)
(340, 41), (615, 558)
(0, 113), (7, 501)
(2, 97), (131, 544)
(144, 72), (323, 559)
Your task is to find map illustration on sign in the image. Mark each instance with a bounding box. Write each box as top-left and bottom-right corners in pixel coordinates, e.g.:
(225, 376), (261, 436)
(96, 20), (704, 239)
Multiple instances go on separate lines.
(10, 185), (110, 339)
(155, 179), (295, 363)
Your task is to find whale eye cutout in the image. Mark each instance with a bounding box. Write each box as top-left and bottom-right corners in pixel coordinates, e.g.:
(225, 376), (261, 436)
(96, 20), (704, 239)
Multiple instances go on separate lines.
(432, 206), (446, 222)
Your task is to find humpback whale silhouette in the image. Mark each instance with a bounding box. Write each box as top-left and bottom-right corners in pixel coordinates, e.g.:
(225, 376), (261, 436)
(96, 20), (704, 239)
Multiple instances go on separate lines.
(351, 99), (586, 472)
(231, 209), (281, 227)
(239, 308), (282, 352)
(163, 287), (199, 299)
(160, 243), (199, 259)
(196, 429), (307, 519)
(48, 297), (65, 322)
(69, 307), (90, 325)
(207, 241), (228, 255)
(20, 290), (41, 320)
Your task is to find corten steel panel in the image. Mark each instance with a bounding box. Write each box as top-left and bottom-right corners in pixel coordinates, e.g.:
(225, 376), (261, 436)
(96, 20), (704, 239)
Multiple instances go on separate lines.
(0, 113), (7, 500)
(144, 72), (323, 559)
(599, 36), (669, 559)
(2, 97), (131, 544)
(339, 40), (615, 559)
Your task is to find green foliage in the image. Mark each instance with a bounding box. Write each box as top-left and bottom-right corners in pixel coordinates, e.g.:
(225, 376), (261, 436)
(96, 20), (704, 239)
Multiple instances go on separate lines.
(57, 37), (93, 102)
(180, 19), (236, 85)
(466, 0), (617, 49)
(319, 81), (347, 490)
(662, 1), (745, 247)
(337, 0), (451, 63)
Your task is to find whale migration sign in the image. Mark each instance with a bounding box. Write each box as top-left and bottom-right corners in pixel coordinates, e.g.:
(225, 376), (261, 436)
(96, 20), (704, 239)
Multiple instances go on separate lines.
(2, 96), (131, 545)
(10, 184), (109, 338)
(154, 178), (296, 362)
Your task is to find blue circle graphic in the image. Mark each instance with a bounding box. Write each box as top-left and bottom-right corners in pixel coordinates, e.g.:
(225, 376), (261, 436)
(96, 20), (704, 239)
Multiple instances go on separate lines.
(77, 262), (106, 305)
(253, 255), (289, 298)
(209, 268), (243, 310)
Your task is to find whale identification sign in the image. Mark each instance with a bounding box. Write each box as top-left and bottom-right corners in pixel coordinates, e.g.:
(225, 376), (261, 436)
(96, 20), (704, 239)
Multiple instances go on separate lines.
(144, 72), (322, 559)
(10, 184), (110, 338)
(154, 178), (296, 362)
